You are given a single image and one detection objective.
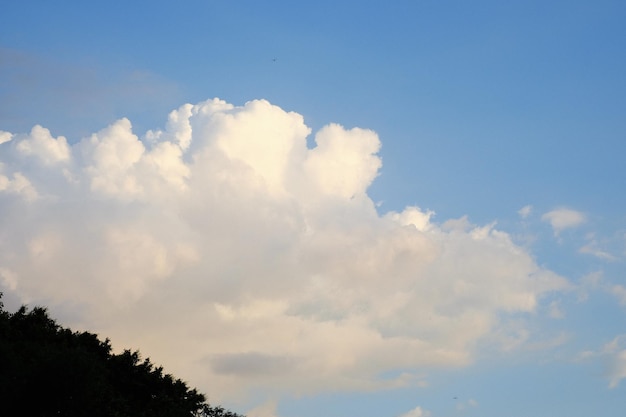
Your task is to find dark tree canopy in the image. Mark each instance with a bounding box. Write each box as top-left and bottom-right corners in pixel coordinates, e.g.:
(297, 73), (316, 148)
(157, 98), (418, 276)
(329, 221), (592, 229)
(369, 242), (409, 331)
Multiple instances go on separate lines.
(0, 293), (244, 417)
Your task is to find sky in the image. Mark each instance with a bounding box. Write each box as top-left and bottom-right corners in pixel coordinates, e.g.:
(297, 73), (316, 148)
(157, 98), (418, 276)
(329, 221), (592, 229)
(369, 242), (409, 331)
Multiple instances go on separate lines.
(1, 1), (625, 416)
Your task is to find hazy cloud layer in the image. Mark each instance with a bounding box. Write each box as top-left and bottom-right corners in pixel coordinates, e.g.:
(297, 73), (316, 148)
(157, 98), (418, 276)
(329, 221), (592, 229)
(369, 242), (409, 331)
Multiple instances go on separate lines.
(0, 98), (569, 400)
(0, 47), (182, 140)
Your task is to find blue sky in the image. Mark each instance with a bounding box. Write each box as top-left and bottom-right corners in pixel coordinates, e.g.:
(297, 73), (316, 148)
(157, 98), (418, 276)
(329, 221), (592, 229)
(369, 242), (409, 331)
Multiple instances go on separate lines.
(1, 1), (625, 416)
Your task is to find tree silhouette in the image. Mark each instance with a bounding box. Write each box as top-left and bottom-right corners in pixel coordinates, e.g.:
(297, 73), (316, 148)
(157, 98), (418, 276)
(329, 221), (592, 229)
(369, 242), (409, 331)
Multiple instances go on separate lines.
(0, 293), (244, 417)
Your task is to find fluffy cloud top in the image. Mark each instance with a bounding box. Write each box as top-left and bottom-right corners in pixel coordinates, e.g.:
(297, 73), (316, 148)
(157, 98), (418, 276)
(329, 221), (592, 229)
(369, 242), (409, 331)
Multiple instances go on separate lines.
(16, 125), (71, 165)
(398, 406), (430, 417)
(0, 98), (569, 401)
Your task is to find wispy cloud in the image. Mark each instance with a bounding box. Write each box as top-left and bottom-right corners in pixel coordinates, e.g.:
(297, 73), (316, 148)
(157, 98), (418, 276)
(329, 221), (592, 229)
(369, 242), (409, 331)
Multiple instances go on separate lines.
(577, 270), (626, 308)
(578, 232), (619, 261)
(579, 241), (616, 261)
(456, 398), (479, 411)
(580, 335), (626, 389)
(0, 98), (570, 400)
(518, 205), (532, 219)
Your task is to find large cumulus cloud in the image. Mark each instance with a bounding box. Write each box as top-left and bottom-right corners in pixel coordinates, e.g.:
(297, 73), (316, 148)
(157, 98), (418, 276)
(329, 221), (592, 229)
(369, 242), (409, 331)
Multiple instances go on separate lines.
(0, 98), (568, 400)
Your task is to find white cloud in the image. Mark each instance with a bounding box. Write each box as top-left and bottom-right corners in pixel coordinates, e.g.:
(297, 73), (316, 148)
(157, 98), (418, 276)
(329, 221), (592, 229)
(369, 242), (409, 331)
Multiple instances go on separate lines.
(81, 118), (146, 198)
(16, 125), (70, 165)
(0, 98), (570, 402)
(0, 171), (38, 201)
(0, 131), (12, 145)
(541, 208), (586, 235)
(518, 205), (532, 219)
(398, 406), (430, 417)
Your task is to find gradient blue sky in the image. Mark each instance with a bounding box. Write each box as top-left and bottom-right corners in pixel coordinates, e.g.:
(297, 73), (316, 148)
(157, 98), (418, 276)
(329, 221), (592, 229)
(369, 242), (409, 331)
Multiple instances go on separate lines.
(1, 1), (625, 416)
